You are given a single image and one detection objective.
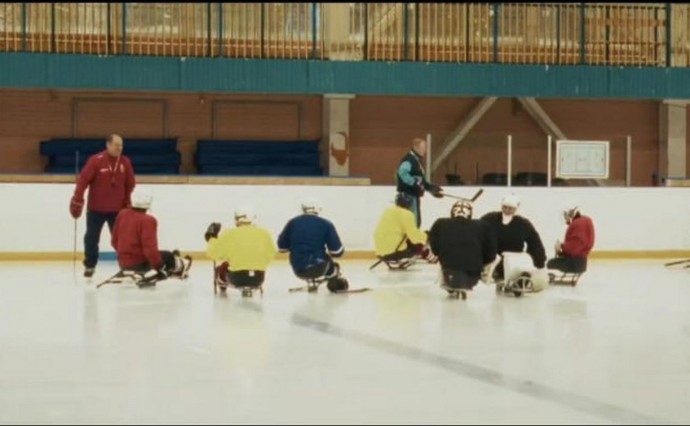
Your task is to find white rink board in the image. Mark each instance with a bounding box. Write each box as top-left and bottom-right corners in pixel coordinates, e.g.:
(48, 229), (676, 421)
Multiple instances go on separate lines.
(1, 183), (690, 253)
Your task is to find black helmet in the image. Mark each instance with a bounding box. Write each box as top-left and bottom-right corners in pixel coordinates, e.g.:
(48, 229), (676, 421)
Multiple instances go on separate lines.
(395, 193), (415, 210)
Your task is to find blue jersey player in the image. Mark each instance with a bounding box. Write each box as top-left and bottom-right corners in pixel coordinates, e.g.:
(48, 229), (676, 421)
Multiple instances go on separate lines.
(277, 198), (349, 292)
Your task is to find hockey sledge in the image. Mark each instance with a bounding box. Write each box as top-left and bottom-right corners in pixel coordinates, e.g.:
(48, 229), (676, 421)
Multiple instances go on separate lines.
(215, 279), (264, 298)
(442, 285), (468, 300)
(548, 258), (587, 287)
(548, 271), (583, 287)
(494, 253), (548, 298)
(288, 276), (370, 294)
(212, 262), (264, 298)
(96, 270), (159, 289)
(369, 256), (415, 271)
(96, 256), (192, 289)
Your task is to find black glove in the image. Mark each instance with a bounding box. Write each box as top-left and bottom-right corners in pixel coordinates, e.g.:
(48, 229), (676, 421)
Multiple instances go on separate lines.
(430, 185), (444, 199)
(204, 222), (221, 242)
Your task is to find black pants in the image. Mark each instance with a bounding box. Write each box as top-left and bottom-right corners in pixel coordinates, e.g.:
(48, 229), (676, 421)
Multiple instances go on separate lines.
(296, 258), (337, 281)
(492, 258), (505, 281)
(84, 210), (118, 269)
(547, 256), (587, 274)
(442, 269), (481, 290)
(228, 270), (265, 288)
(124, 250), (176, 273)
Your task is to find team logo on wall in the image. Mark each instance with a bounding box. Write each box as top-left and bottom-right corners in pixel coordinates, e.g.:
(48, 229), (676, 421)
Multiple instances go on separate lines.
(330, 131), (349, 166)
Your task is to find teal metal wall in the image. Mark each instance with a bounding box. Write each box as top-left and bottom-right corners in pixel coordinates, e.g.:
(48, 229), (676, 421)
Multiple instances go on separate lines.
(2, 53), (690, 99)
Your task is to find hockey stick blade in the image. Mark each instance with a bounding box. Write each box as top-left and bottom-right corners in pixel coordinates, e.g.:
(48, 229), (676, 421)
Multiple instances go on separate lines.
(334, 288), (372, 294)
(96, 272), (128, 289)
(664, 259), (690, 267)
(471, 188), (484, 202)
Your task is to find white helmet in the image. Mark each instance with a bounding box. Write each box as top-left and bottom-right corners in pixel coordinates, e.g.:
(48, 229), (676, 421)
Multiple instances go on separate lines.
(234, 205), (256, 225)
(131, 191), (153, 210)
(301, 197), (321, 215)
(563, 201), (580, 223)
(501, 193), (520, 209)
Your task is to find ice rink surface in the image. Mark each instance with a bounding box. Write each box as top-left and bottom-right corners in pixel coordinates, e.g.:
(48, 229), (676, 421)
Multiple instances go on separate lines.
(1, 259), (689, 425)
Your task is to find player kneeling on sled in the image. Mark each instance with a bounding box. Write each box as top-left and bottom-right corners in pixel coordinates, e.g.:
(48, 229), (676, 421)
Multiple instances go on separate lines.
(372, 193), (436, 270)
(110, 191), (192, 288)
(277, 198), (349, 293)
(480, 194), (547, 283)
(428, 200), (497, 299)
(547, 202), (595, 286)
(205, 206), (277, 297)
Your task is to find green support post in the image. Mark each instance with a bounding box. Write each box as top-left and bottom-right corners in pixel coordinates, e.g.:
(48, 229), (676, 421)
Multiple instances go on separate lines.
(311, 2), (317, 59)
(207, 3), (212, 57)
(106, 3), (111, 55)
(492, 3), (499, 63)
(21, 3), (27, 52)
(260, 3), (265, 58)
(122, 3), (127, 55)
(218, 3), (223, 57)
(50, 2), (56, 53)
(579, 2), (585, 64)
(403, 3), (409, 60)
(363, 4), (368, 60)
(605, 5), (609, 64)
(414, 3), (419, 60)
(665, 3), (671, 67)
(556, 4), (560, 63)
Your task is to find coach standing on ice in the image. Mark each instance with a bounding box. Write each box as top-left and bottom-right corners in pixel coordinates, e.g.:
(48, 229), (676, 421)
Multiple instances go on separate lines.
(396, 137), (443, 227)
(69, 134), (136, 277)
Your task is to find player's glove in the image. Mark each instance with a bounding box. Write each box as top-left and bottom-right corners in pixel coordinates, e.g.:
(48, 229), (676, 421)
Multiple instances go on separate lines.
(204, 222), (222, 242)
(430, 185), (444, 199)
(69, 196), (84, 219)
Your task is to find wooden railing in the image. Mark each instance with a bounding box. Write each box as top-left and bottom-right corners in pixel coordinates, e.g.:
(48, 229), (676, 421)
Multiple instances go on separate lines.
(1, 2), (689, 66)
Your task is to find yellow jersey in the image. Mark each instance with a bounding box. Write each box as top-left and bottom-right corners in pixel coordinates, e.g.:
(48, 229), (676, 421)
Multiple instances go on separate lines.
(206, 225), (277, 271)
(373, 206), (427, 256)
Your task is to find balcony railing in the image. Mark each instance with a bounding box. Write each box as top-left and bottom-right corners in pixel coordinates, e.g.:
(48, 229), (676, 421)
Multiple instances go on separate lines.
(1, 3), (688, 67)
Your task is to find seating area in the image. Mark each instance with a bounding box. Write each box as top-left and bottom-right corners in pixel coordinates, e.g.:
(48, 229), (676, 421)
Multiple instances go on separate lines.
(195, 140), (323, 176)
(40, 138), (181, 175)
(40, 138), (324, 177)
(477, 172), (568, 187)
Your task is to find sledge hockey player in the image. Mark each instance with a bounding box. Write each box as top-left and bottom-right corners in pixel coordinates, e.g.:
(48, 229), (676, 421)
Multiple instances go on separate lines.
(277, 198), (349, 293)
(110, 191), (192, 287)
(480, 193), (547, 285)
(396, 137), (444, 227)
(428, 199), (497, 299)
(205, 206), (277, 296)
(547, 202), (595, 281)
(373, 192), (435, 270)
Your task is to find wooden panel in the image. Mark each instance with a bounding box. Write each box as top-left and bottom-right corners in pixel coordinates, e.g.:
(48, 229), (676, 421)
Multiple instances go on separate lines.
(74, 99), (166, 138)
(212, 101), (300, 140)
(0, 137), (45, 173)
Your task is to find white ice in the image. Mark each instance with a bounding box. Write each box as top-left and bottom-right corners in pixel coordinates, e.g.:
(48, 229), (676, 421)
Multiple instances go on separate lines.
(1, 259), (689, 425)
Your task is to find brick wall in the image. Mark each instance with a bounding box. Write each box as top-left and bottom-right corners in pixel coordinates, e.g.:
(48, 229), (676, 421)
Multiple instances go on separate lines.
(0, 89), (322, 174)
(0, 89), (662, 186)
(350, 96), (660, 186)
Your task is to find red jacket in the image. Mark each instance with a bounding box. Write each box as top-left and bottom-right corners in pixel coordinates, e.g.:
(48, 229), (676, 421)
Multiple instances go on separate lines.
(562, 215), (595, 258)
(73, 151), (135, 214)
(111, 208), (163, 270)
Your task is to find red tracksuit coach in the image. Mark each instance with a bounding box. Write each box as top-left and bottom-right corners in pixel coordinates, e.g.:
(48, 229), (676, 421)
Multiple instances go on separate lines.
(69, 134), (136, 278)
